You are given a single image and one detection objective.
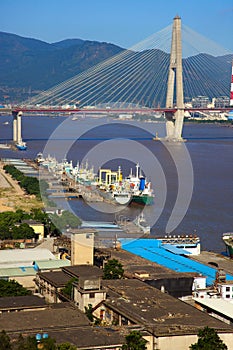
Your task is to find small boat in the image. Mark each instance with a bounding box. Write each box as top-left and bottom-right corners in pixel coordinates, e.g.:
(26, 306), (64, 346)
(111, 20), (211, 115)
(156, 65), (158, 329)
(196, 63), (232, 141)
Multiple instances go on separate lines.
(222, 232), (233, 258)
(16, 141), (27, 151)
(133, 213), (150, 234)
(35, 152), (45, 163)
(3, 121), (9, 125)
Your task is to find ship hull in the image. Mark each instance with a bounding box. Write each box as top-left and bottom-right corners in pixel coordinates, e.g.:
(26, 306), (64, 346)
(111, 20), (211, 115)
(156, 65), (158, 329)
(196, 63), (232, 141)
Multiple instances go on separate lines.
(224, 242), (233, 258)
(131, 194), (154, 205)
(16, 144), (27, 151)
(114, 193), (132, 205)
(222, 233), (233, 259)
(16, 142), (27, 150)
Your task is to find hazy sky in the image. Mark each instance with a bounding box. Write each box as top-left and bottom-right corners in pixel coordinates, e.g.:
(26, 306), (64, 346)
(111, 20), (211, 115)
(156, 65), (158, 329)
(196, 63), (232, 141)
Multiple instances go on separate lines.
(1, 0), (233, 51)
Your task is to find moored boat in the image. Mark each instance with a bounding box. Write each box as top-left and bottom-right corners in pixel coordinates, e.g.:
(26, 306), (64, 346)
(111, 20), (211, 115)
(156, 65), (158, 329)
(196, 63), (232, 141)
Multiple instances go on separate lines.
(126, 164), (154, 205)
(16, 141), (27, 151)
(222, 232), (233, 258)
(131, 192), (154, 205)
(133, 213), (150, 234)
(112, 191), (132, 205)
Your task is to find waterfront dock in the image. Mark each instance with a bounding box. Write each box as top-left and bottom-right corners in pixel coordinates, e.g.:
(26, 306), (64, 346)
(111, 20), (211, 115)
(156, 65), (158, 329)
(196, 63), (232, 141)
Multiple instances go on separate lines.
(190, 250), (233, 276)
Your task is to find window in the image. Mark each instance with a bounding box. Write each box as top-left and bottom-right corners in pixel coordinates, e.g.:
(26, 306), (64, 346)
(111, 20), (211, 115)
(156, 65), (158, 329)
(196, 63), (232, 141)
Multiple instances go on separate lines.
(89, 292), (95, 299)
(226, 287), (230, 292)
(226, 294), (230, 298)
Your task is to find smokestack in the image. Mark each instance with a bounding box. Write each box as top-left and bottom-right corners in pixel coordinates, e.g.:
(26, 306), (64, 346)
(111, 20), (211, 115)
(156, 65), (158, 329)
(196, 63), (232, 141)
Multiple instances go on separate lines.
(230, 60), (233, 107)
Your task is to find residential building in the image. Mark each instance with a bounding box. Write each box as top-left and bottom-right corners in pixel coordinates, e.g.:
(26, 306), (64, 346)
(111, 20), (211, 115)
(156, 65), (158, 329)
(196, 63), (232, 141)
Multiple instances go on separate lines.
(71, 230), (95, 265)
(93, 279), (233, 350)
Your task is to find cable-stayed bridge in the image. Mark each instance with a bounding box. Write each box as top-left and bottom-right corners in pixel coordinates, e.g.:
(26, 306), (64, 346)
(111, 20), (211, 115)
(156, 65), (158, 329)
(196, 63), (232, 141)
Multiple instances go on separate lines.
(3, 15), (233, 144)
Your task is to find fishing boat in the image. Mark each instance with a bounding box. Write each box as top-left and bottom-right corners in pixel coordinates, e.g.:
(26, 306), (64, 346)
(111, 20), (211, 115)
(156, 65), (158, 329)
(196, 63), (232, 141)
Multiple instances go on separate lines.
(16, 141), (27, 151)
(34, 152), (45, 164)
(133, 213), (150, 234)
(222, 232), (233, 258)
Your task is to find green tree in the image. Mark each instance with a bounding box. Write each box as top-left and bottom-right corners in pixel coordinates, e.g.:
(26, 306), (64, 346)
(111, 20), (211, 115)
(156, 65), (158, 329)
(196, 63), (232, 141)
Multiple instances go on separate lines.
(40, 337), (57, 350)
(50, 210), (82, 231)
(103, 259), (124, 279)
(0, 223), (11, 239)
(15, 334), (37, 350)
(0, 330), (12, 350)
(15, 334), (26, 350)
(0, 279), (31, 297)
(84, 303), (94, 322)
(122, 331), (147, 350)
(61, 277), (78, 299)
(3, 165), (41, 198)
(11, 223), (35, 240)
(190, 326), (228, 350)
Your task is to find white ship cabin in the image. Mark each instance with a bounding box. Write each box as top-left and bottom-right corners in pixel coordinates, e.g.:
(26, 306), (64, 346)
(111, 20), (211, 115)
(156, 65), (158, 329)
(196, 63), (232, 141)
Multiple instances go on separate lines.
(161, 234), (201, 255)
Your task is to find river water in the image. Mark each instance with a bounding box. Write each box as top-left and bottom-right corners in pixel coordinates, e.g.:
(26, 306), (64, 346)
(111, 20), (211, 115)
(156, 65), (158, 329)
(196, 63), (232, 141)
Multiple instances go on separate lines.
(0, 114), (232, 253)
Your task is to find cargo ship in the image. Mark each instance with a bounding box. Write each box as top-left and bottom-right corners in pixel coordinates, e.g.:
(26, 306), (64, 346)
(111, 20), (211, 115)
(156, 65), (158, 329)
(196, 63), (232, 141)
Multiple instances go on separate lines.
(38, 156), (154, 206)
(98, 163), (154, 206)
(222, 232), (233, 258)
(125, 164), (154, 205)
(131, 179), (154, 205)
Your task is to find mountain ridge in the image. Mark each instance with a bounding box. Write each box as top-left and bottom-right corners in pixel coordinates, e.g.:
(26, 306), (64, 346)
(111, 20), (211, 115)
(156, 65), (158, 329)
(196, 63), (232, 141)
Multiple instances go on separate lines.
(0, 31), (232, 104)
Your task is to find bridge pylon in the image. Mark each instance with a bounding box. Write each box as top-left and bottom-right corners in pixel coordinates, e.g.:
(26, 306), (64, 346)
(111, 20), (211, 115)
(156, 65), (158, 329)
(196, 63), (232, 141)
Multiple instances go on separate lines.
(12, 111), (23, 144)
(165, 15), (185, 141)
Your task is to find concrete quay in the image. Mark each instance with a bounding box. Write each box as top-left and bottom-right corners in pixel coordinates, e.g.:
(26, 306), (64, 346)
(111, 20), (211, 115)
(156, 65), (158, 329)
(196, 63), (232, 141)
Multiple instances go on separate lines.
(189, 250), (233, 276)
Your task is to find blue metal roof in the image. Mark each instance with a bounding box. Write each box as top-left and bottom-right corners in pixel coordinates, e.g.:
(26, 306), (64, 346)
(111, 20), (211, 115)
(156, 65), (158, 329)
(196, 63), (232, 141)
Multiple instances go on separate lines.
(120, 238), (233, 286)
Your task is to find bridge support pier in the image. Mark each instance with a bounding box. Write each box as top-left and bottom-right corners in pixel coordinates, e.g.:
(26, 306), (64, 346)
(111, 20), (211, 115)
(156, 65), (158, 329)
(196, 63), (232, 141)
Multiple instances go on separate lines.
(12, 111), (23, 144)
(165, 15), (185, 141)
(13, 114), (17, 142)
(173, 109), (184, 140)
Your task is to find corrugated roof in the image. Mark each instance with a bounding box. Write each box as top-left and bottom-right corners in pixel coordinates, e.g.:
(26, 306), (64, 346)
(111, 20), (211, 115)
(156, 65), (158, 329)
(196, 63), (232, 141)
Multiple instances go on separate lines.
(38, 270), (71, 287)
(194, 298), (233, 319)
(63, 265), (103, 278)
(102, 279), (233, 335)
(121, 238), (233, 286)
(0, 266), (37, 277)
(35, 259), (70, 270)
(0, 248), (56, 268)
(0, 295), (47, 309)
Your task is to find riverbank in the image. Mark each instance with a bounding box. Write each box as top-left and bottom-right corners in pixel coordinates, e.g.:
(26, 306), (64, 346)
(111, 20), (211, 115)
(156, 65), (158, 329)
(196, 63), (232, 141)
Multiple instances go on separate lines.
(0, 161), (43, 212)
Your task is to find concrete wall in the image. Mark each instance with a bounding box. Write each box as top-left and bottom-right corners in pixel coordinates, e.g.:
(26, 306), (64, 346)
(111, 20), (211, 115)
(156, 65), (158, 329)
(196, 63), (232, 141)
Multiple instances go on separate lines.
(74, 287), (106, 312)
(156, 333), (233, 350)
(29, 224), (44, 241)
(71, 232), (94, 265)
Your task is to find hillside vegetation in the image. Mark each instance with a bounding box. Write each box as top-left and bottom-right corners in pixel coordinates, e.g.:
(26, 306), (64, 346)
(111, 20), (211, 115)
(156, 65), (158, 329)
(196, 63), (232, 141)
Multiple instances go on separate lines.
(0, 31), (232, 104)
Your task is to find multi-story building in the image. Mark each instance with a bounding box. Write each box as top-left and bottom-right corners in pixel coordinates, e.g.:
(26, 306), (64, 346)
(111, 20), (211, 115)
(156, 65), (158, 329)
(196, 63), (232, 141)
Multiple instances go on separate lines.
(192, 96), (210, 108)
(214, 96), (230, 108)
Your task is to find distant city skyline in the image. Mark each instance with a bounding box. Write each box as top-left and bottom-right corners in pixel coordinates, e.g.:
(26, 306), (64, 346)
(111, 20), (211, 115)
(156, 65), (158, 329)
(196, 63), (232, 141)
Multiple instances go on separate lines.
(1, 0), (233, 51)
